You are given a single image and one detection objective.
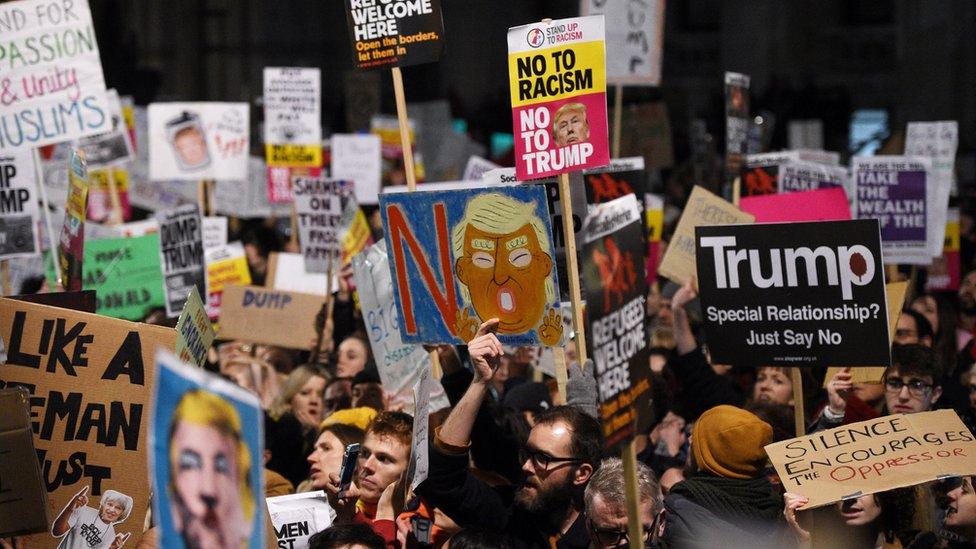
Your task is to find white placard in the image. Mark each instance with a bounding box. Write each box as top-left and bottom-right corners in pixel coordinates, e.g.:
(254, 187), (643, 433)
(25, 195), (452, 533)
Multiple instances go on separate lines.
(331, 134), (382, 205)
(263, 67), (321, 146)
(148, 102), (250, 181)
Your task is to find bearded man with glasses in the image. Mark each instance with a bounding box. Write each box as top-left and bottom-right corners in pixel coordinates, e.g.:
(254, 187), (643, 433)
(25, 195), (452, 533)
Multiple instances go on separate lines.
(416, 319), (604, 548)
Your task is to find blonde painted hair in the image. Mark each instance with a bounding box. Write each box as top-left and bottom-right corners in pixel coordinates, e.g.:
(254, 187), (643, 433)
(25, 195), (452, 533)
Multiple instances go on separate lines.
(168, 390), (254, 525)
(451, 192), (555, 304)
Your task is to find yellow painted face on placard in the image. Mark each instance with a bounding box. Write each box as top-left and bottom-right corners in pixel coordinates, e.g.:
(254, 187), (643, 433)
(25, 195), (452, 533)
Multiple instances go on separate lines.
(455, 223), (553, 333)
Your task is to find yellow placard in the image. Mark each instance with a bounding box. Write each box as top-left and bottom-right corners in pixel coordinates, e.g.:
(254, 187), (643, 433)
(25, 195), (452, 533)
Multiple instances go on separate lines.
(508, 40), (606, 108)
(265, 144), (322, 168)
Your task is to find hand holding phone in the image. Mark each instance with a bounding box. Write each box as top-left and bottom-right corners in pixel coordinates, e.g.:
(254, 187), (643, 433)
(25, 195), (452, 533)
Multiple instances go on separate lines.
(337, 443), (360, 498)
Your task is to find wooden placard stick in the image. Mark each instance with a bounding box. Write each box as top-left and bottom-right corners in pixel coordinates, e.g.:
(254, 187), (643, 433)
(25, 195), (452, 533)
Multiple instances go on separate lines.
(289, 201), (299, 249)
(792, 371), (806, 437)
(314, 253), (337, 359)
(557, 173), (587, 403)
(106, 169), (124, 226)
(622, 441), (644, 548)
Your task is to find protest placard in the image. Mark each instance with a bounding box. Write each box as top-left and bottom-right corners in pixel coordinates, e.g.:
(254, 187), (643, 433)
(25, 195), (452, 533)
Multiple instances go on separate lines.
(150, 349), (264, 548)
(0, 147), (41, 260)
(658, 185), (754, 285)
(204, 242), (251, 319)
(583, 157), (646, 206)
(78, 234), (165, 320)
(351, 241), (450, 416)
(409, 362), (432, 490)
(766, 410), (976, 508)
(379, 185), (562, 345)
(741, 151), (801, 197)
(695, 219), (889, 367)
(148, 103), (250, 181)
(462, 156), (501, 181)
(580, 0), (664, 85)
(740, 187), (852, 223)
(0, 0), (112, 150)
(0, 387), (49, 538)
(156, 204), (206, 317)
(263, 67), (322, 168)
(905, 121), (958, 257)
(343, 0), (444, 70)
(267, 492), (333, 549)
(788, 121), (824, 150)
(927, 208), (961, 292)
(853, 156), (932, 265)
(86, 166), (131, 223)
(218, 285), (321, 349)
(645, 193), (663, 283)
(11, 289), (97, 313)
(202, 216), (228, 250)
(331, 134), (382, 205)
(214, 157), (293, 218)
(74, 90), (135, 167)
(0, 296), (176, 549)
(778, 160), (849, 193)
(175, 287), (214, 368)
(59, 150), (89, 291)
(266, 252), (335, 297)
(293, 176), (350, 273)
(508, 16), (609, 180)
(724, 72), (750, 190)
(582, 194), (651, 450)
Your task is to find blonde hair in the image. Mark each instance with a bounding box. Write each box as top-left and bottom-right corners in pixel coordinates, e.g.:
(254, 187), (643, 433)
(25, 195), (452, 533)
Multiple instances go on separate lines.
(168, 390), (254, 525)
(451, 192), (555, 304)
(270, 365), (328, 420)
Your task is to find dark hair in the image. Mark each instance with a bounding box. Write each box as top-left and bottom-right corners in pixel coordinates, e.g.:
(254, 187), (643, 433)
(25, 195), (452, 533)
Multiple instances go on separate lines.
(448, 526), (513, 549)
(319, 423), (365, 448)
(899, 309), (934, 342)
(471, 404), (531, 484)
(889, 344), (942, 383)
(308, 524), (384, 549)
(745, 401), (794, 443)
(18, 275), (45, 295)
(876, 487), (917, 544)
(534, 405), (604, 469)
(240, 222), (282, 257)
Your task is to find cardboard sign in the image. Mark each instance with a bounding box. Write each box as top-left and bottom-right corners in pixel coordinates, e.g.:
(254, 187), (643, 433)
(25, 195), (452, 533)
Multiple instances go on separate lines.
(151, 349), (264, 548)
(266, 252), (335, 297)
(778, 160), (849, 193)
(0, 297), (176, 549)
(905, 121), (958, 257)
(379, 185), (562, 345)
(202, 216), (228, 250)
(263, 67), (322, 168)
(331, 134), (382, 205)
(82, 234), (166, 321)
(583, 194), (652, 450)
(853, 156), (932, 265)
(59, 150), (89, 291)
(293, 176), (349, 273)
(739, 187), (852, 223)
(351, 241), (450, 416)
(724, 72), (750, 189)
(74, 89), (135, 167)
(156, 204), (206, 317)
(766, 410), (976, 509)
(148, 103), (250, 181)
(741, 151), (801, 197)
(508, 16), (610, 180)
(0, 387), (49, 537)
(175, 287), (214, 368)
(217, 285), (321, 350)
(344, 0), (444, 70)
(204, 242), (251, 319)
(267, 492), (333, 549)
(658, 185), (754, 285)
(926, 208), (961, 292)
(0, 0), (112, 150)
(86, 166), (132, 223)
(696, 219), (889, 367)
(0, 147), (41, 260)
(409, 362), (432, 490)
(580, 0), (664, 85)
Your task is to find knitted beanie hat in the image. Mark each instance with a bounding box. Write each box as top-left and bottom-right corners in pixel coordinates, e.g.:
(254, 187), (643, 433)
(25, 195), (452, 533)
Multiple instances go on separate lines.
(692, 405), (773, 479)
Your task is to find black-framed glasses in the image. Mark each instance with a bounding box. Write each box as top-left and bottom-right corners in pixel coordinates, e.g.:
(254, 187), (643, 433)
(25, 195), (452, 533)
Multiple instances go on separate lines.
(884, 377), (933, 398)
(520, 448), (583, 471)
(587, 518), (654, 548)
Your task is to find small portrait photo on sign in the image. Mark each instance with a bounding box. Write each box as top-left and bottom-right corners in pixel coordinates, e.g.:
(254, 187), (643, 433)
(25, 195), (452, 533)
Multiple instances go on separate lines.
(51, 486), (134, 549)
(552, 102), (590, 147)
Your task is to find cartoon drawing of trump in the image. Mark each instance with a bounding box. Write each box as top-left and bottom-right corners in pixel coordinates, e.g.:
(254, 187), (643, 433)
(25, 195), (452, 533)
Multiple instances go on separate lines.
(452, 192), (562, 345)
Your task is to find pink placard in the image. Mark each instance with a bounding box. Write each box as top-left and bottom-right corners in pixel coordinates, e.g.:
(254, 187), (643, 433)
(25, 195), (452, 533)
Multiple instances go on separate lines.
(739, 187), (851, 223)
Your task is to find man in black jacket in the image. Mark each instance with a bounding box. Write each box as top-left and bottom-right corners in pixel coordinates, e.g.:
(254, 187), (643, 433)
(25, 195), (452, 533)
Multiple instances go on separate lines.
(416, 319), (604, 548)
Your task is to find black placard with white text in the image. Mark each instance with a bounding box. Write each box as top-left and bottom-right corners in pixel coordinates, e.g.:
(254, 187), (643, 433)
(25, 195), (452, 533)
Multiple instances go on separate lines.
(695, 219), (889, 367)
(344, 0), (444, 71)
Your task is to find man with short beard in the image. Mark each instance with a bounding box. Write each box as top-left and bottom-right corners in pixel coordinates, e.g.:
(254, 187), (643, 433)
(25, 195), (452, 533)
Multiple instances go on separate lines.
(417, 319), (603, 548)
(958, 270), (976, 353)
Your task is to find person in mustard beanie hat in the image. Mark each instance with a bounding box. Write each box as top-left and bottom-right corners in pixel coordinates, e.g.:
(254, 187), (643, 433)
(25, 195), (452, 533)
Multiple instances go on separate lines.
(661, 405), (790, 549)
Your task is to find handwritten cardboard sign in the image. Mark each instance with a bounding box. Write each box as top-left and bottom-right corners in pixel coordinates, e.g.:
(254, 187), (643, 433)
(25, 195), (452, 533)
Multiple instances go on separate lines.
(766, 410), (976, 508)
(156, 204), (206, 318)
(0, 0), (112, 149)
(0, 297), (176, 549)
(508, 16), (609, 180)
(379, 185), (562, 345)
(344, 0), (444, 70)
(0, 147), (41, 260)
(583, 194), (652, 450)
(293, 177), (349, 273)
(175, 287), (214, 368)
(81, 234), (166, 321)
(658, 185), (754, 284)
(217, 286), (321, 350)
(696, 220), (889, 367)
(331, 134), (382, 205)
